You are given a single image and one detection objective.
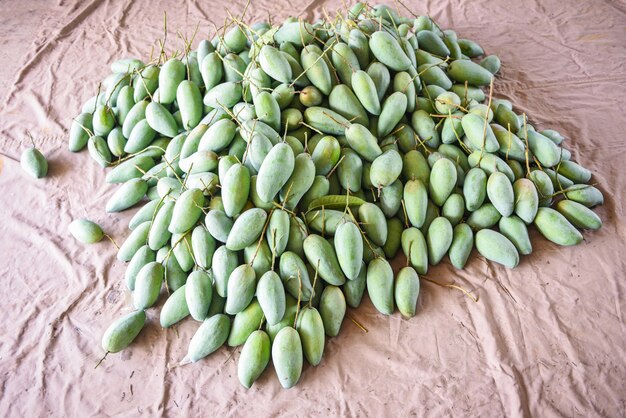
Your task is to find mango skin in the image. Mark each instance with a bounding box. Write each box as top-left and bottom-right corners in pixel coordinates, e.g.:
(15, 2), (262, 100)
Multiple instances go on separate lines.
(366, 258), (394, 315)
(238, 330), (271, 389)
(187, 314), (231, 362)
(101, 310), (146, 353)
(319, 286), (346, 337)
(463, 168), (487, 211)
(296, 307), (325, 366)
(402, 227), (428, 275)
(448, 223), (474, 269)
(272, 327), (303, 389)
(160, 284), (190, 328)
(499, 216), (533, 255)
(342, 262), (367, 308)
(513, 178), (539, 224)
(228, 299), (264, 346)
(21, 148), (48, 179)
(534, 207), (583, 246)
(556, 200), (602, 230)
(427, 217), (453, 265)
(487, 172), (514, 217)
(475, 229), (520, 268)
(447, 60), (494, 86)
(334, 222), (364, 280)
(394, 266), (420, 318)
(303, 235), (346, 286)
(564, 185), (604, 207)
(69, 219), (104, 244)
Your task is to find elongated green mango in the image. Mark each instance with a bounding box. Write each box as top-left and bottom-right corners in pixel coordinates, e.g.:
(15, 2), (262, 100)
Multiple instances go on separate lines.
(238, 330), (271, 389)
(203, 82), (243, 109)
(186, 270), (213, 321)
(177, 80), (203, 129)
(427, 217), (453, 265)
(411, 110), (440, 148)
(225, 265), (257, 315)
(513, 178), (539, 223)
(257, 271), (286, 326)
(228, 298), (264, 346)
(328, 84), (368, 126)
(429, 158), (457, 206)
(169, 232), (193, 271)
(448, 223), (474, 269)
(148, 201), (174, 250)
(499, 215), (532, 255)
(169, 188), (204, 234)
(259, 45), (292, 84)
(342, 262), (366, 308)
(187, 314), (230, 362)
(401, 227), (428, 274)
(487, 172), (514, 217)
(101, 310), (146, 353)
(557, 160), (591, 184)
(369, 31), (412, 71)
(359, 203), (387, 247)
(447, 60), (494, 86)
(402, 150), (430, 184)
(160, 284), (190, 327)
(334, 221), (363, 280)
(394, 266), (420, 318)
(370, 149), (402, 188)
(556, 200), (602, 230)
(442, 193), (465, 225)
(319, 286), (346, 337)
(125, 245), (155, 290)
(303, 235), (346, 285)
(69, 112), (93, 152)
(222, 163), (250, 217)
(106, 178), (148, 213)
(146, 101), (178, 137)
(352, 70), (381, 115)
(191, 226), (215, 270)
(205, 210), (233, 243)
(296, 307), (325, 366)
(564, 185), (603, 207)
(366, 258), (394, 315)
(279, 251), (313, 301)
(256, 143), (295, 202)
(69, 219), (104, 244)
(416, 30), (450, 57)
(475, 229), (519, 268)
(301, 47), (332, 95)
(345, 123), (382, 162)
(200, 53), (223, 92)
(534, 207), (583, 246)
(312, 136), (341, 176)
(304, 107), (349, 135)
(524, 130), (561, 168)
(212, 245), (239, 297)
(272, 327), (303, 389)
(404, 179), (428, 228)
(159, 59), (186, 104)
(378, 92), (407, 137)
(458, 39), (484, 57)
(133, 261), (164, 309)
(462, 113), (499, 152)
(226, 208), (267, 251)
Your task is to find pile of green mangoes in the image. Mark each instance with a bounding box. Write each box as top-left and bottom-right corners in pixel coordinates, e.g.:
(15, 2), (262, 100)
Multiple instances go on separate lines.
(66, 2), (604, 389)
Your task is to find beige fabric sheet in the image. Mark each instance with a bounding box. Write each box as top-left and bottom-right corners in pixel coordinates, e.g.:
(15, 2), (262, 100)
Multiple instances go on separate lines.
(1, 0), (625, 416)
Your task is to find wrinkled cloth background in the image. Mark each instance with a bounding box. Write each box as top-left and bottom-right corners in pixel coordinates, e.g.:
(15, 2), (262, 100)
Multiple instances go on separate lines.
(1, 0), (625, 416)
